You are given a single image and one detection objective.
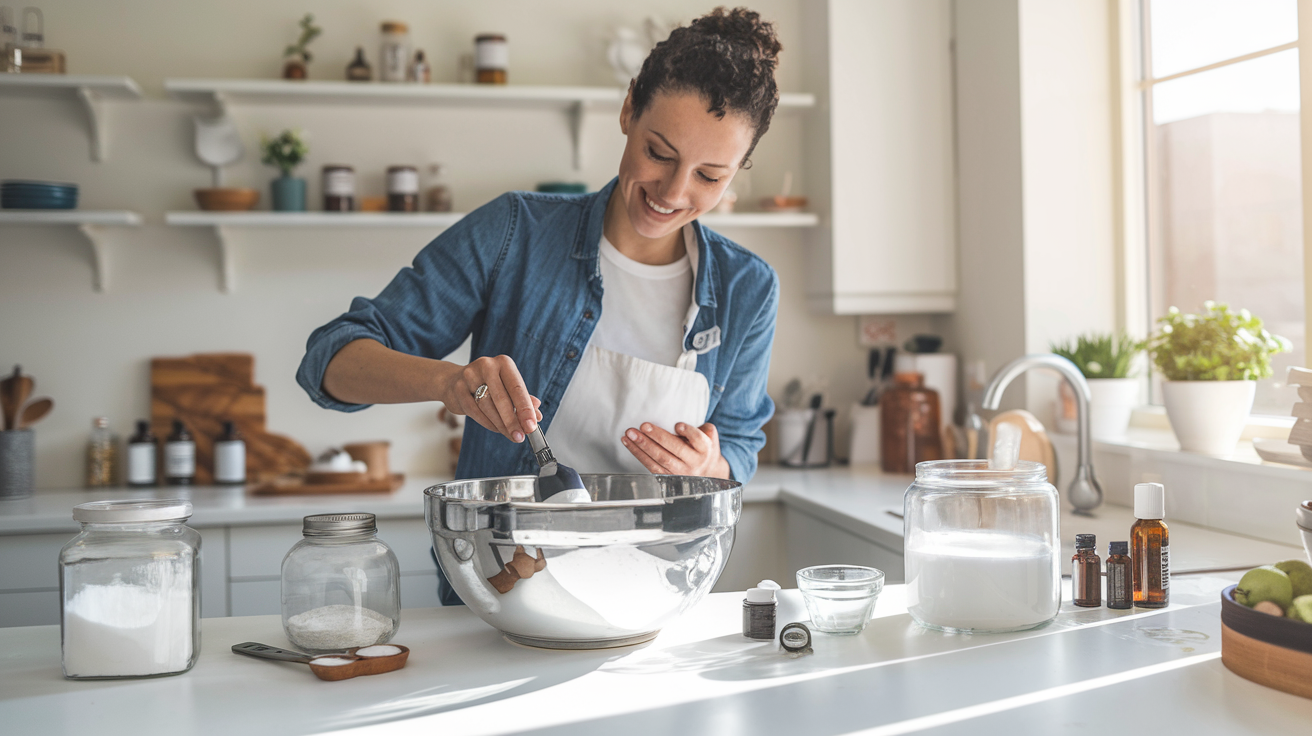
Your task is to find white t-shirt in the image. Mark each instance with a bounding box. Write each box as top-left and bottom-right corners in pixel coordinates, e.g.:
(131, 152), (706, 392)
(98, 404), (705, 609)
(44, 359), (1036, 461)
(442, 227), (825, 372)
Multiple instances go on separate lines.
(591, 232), (693, 366)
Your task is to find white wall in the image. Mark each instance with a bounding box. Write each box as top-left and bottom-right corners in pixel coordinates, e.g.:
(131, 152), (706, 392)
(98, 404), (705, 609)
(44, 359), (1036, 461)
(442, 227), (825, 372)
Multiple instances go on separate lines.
(948, 0), (1118, 425)
(1, 0), (925, 487)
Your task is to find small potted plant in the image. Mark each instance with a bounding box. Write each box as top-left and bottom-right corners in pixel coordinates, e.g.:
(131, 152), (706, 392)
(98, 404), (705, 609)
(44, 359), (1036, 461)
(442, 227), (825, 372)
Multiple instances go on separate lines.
(1145, 302), (1290, 456)
(261, 129), (308, 212)
(1051, 332), (1143, 439)
(282, 14), (321, 80)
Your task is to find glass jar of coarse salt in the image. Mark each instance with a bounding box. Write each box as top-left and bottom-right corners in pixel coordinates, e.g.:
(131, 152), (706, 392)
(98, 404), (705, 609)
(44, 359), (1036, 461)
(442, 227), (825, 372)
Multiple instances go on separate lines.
(281, 513), (400, 653)
(59, 499), (201, 679)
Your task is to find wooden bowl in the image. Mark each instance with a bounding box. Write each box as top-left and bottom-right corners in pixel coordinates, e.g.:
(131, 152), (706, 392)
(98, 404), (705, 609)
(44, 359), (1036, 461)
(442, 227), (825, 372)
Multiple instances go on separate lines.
(194, 187), (260, 211)
(760, 195), (808, 213)
(1220, 584), (1312, 699)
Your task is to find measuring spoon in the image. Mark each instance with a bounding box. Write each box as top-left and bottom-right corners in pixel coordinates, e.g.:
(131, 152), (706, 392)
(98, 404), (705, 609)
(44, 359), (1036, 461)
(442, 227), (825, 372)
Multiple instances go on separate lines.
(231, 641), (409, 681)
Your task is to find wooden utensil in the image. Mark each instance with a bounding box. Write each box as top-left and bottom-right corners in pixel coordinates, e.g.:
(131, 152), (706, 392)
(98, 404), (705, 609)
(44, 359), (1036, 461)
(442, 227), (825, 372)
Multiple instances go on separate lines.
(1, 365), (34, 431)
(987, 409), (1058, 483)
(17, 397), (52, 429)
(231, 641), (409, 682)
(151, 353), (311, 484)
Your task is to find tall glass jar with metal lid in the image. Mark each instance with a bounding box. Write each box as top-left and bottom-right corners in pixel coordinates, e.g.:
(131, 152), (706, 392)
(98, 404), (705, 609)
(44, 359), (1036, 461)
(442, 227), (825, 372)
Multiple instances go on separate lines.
(59, 499), (201, 679)
(903, 460), (1060, 634)
(281, 513), (400, 653)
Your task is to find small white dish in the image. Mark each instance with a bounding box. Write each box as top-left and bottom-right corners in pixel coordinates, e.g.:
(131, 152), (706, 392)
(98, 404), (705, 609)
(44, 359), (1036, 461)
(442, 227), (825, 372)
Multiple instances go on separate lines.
(1252, 438), (1312, 468)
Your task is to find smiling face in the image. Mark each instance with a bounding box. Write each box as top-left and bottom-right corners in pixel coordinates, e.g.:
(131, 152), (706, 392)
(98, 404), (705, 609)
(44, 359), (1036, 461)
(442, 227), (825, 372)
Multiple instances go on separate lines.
(607, 90), (755, 262)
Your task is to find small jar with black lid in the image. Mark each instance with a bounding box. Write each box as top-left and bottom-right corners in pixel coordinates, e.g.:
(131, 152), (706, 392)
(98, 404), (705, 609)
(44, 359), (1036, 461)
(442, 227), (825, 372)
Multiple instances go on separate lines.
(322, 165), (355, 212)
(281, 513), (401, 653)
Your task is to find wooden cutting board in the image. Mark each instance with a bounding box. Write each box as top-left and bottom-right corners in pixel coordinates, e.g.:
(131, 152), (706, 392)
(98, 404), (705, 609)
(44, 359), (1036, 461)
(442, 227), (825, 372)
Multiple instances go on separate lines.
(151, 353), (311, 484)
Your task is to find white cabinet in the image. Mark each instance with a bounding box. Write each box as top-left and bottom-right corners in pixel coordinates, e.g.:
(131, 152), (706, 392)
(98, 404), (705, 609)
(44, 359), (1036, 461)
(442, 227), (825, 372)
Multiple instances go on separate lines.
(783, 506), (905, 583)
(802, 0), (957, 314)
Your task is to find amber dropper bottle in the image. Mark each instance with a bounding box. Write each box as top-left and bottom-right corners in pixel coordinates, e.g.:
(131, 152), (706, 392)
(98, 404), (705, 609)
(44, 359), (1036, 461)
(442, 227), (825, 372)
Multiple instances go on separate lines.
(1071, 534), (1101, 607)
(1131, 482), (1169, 608)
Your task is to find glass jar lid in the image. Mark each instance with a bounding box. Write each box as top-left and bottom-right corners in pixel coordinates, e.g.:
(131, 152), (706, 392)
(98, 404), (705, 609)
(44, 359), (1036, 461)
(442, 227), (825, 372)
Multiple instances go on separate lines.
(72, 499), (193, 523)
(302, 513), (377, 538)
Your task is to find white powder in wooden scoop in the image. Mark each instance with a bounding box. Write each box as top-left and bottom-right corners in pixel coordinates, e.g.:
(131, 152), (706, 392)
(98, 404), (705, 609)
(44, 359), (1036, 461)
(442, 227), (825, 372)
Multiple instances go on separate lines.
(286, 605), (394, 650)
(355, 645), (402, 658)
(310, 657), (356, 667)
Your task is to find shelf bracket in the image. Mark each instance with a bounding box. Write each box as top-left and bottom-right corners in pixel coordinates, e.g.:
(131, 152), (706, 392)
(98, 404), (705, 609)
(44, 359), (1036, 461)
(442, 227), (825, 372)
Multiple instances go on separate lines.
(75, 224), (109, 292)
(214, 225), (235, 294)
(76, 86), (108, 162)
(568, 101), (586, 171)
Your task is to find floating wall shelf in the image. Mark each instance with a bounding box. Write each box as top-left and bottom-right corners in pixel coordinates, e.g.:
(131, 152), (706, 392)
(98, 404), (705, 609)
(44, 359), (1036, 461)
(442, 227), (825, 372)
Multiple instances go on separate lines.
(0, 75), (143, 161)
(164, 210), (818, 293)
(163, 79), (815, 170)
(0, 210), (143, 291)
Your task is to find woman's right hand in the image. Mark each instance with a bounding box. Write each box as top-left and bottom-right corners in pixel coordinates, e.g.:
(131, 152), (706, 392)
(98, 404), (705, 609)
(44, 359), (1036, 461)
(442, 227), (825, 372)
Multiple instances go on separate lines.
(436, 355), (542, 443)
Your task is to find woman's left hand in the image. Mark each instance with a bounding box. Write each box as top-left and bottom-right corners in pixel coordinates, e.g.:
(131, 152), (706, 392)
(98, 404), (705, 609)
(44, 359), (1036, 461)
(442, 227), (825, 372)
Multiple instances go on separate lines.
(622, 421), (731, 479)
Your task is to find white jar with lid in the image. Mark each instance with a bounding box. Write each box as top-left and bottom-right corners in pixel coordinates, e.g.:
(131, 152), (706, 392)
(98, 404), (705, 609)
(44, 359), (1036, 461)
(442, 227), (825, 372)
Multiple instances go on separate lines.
(379, 21), (410, 83)
(59, 499), (201, 679)
(903, 460), (1060, 633)
(281, 513), (401, 653)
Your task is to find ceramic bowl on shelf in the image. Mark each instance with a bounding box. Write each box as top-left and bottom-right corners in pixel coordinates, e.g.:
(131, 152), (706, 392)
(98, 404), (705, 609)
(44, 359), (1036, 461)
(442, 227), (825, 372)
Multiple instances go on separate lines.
(426, 474), (741, 649)
(194, 187), (260, 211)
(760, 195), (808, 213)
(2, 180), (78, 209)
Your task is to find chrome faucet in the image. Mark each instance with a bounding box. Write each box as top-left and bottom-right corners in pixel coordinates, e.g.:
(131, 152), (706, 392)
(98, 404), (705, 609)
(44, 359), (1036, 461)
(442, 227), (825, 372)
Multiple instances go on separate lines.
(982, 354), (1103, 513)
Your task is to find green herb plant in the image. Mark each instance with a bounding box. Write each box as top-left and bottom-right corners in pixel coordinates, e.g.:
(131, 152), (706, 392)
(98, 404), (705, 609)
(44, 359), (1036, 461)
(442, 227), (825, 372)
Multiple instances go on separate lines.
(1050, 332), (1142, 379)
(260, 130), (309, 177)
(1144, 302), (1290, 381)
(285, 14), (322, 63)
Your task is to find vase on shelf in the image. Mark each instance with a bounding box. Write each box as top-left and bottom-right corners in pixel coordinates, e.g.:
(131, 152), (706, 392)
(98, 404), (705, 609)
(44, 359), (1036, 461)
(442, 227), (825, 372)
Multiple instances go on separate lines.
(1161, 380), (1255, 456)
(271, 174), (306, 212)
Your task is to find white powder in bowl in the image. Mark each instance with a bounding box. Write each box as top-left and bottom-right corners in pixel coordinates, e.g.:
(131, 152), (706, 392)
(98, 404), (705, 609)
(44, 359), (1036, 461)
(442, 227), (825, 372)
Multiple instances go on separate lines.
(310, 657), (356, 667)
(354, 645), (402, 658)
(286, 605), (394, 650)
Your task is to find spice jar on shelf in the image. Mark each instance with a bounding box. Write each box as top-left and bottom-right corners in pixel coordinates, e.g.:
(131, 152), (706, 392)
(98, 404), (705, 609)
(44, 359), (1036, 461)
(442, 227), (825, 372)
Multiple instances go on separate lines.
(387, 166), (419, 212)
(379, 21), (409, 83)
(85, 417), (117, 488)
(322, 165), (356, 212)
(60, 499), (201, 679)
(281, 513), (400, 653)
(475, 34), (508, 84)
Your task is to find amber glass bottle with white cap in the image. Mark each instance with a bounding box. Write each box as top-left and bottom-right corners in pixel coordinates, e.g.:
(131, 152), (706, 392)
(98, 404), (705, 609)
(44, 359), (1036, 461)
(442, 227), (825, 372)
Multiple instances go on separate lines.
(59, 499), (201, 679)
(1131, 482), (1169, 608)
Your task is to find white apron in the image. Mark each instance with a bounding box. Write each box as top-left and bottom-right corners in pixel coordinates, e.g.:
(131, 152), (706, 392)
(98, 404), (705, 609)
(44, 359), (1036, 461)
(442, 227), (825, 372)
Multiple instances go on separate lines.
(548, 229), (713, 474)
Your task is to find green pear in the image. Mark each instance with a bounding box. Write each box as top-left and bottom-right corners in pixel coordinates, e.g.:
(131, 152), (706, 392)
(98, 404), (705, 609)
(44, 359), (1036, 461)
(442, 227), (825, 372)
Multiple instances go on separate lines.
(1235, 566), (1294, 610)
(1274, 559), (1312, 598)
(1289, 595), (1312, 623)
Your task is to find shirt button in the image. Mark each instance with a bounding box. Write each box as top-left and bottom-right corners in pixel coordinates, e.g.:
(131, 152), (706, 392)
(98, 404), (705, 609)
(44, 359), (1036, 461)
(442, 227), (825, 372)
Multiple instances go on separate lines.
(584, 310), (594, 319)
(567, 349), (578, 360)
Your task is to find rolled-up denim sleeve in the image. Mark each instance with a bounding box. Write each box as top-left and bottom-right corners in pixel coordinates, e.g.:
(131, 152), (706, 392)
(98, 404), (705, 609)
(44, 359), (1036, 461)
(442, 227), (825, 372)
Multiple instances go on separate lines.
(297, 194), (517, 412)
(712, 274), (779, 483)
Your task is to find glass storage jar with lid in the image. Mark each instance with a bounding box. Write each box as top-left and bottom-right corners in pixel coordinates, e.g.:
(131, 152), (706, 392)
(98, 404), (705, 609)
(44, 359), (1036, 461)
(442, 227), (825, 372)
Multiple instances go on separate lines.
(903, 460), (1060, 634)
(59, 499), (201, 679)
(281, 513), (400, 653)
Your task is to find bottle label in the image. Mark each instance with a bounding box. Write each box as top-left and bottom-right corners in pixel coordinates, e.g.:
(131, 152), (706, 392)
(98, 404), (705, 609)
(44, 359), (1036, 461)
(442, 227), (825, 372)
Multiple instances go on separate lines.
(215, 441), (246, 484)
(387, 168), (419, 194)
(475, 40), (508, 70)
(166, 442), (195, 477)
(323, 169), (355, 196)
(1161, 543), (1170, 592)
(127, 444), (156, 484)
(1108, 564), (1130, 605)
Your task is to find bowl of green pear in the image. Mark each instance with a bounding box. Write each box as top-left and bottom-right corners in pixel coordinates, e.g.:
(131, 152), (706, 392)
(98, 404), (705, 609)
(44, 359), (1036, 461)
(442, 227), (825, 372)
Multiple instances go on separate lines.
(1220, 559), (1312, 699)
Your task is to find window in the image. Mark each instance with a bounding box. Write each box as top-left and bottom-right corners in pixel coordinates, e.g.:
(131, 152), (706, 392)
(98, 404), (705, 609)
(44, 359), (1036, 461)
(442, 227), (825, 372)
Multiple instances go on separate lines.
(1140, 0), (1303, 414)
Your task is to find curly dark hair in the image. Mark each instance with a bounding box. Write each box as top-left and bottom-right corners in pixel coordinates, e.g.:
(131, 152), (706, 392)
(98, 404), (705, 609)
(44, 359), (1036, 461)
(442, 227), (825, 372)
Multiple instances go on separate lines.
(630, 7), (782, 166)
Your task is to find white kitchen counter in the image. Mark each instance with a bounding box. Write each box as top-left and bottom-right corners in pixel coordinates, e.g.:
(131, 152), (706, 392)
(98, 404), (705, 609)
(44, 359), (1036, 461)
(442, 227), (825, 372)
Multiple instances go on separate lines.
(2, 575), (1309, 735)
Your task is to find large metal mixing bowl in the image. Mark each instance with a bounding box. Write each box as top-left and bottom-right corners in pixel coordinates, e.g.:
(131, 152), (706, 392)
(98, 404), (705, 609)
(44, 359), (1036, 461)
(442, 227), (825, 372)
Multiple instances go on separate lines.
(426, 474), (741, 649)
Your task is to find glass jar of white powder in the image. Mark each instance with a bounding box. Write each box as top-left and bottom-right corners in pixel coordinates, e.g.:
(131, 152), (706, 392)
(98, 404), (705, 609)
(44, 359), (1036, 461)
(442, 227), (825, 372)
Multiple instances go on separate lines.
(903, 460), (1060, 634)
(281, 513), (400, 653)
(59, 499), (201, 679)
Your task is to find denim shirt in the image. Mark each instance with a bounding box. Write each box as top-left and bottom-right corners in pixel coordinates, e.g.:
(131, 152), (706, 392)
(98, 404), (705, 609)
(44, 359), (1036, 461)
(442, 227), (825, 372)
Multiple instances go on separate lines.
(296, 178), (779, 482)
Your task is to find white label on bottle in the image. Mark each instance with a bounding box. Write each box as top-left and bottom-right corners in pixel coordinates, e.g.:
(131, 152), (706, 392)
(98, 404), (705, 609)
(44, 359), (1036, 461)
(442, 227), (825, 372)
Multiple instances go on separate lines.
(380, 42), (407, 81)
(166, 442), (195, 477)
(475, 40), (508, 70)
(215, 441), (246, 484)
(387, 168), (419, 194)
(323, 169), (355, 196)
(127, 443), (156, 485)
(1160, 543), (1170, 592)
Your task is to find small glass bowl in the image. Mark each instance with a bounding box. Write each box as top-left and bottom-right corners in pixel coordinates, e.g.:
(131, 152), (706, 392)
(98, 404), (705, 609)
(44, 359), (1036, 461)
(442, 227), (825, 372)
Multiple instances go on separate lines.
(796, 565), (885, 635)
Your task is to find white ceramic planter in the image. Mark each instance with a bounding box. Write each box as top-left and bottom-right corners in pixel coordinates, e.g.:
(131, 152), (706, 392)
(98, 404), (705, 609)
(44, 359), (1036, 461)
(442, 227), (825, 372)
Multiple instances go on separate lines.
(1161, 380), (1256, 456)
(1085, 378), (1139, 440)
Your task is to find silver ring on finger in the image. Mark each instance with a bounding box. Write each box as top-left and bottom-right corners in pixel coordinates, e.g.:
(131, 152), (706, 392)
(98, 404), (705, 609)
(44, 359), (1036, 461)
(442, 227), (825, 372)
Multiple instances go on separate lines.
(473, 384), (489, 401)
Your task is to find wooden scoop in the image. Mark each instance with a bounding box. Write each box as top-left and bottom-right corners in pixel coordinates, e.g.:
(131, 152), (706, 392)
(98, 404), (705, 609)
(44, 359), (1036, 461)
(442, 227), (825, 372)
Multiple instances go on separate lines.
(231, 641), (409, 681)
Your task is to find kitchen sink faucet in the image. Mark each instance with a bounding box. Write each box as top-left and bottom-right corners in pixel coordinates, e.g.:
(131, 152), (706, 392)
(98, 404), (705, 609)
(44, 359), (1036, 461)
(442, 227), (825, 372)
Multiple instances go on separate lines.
(982, 354), (1103, 514)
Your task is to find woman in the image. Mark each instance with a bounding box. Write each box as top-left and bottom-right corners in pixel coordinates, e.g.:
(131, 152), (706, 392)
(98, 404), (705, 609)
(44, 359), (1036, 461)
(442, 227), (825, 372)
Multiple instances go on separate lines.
(298, 8), (781, 491)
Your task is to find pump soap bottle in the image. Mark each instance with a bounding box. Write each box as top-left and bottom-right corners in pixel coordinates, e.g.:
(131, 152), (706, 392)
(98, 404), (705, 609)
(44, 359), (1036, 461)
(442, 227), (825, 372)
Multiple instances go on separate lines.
(1131, 482), (1169, 608)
